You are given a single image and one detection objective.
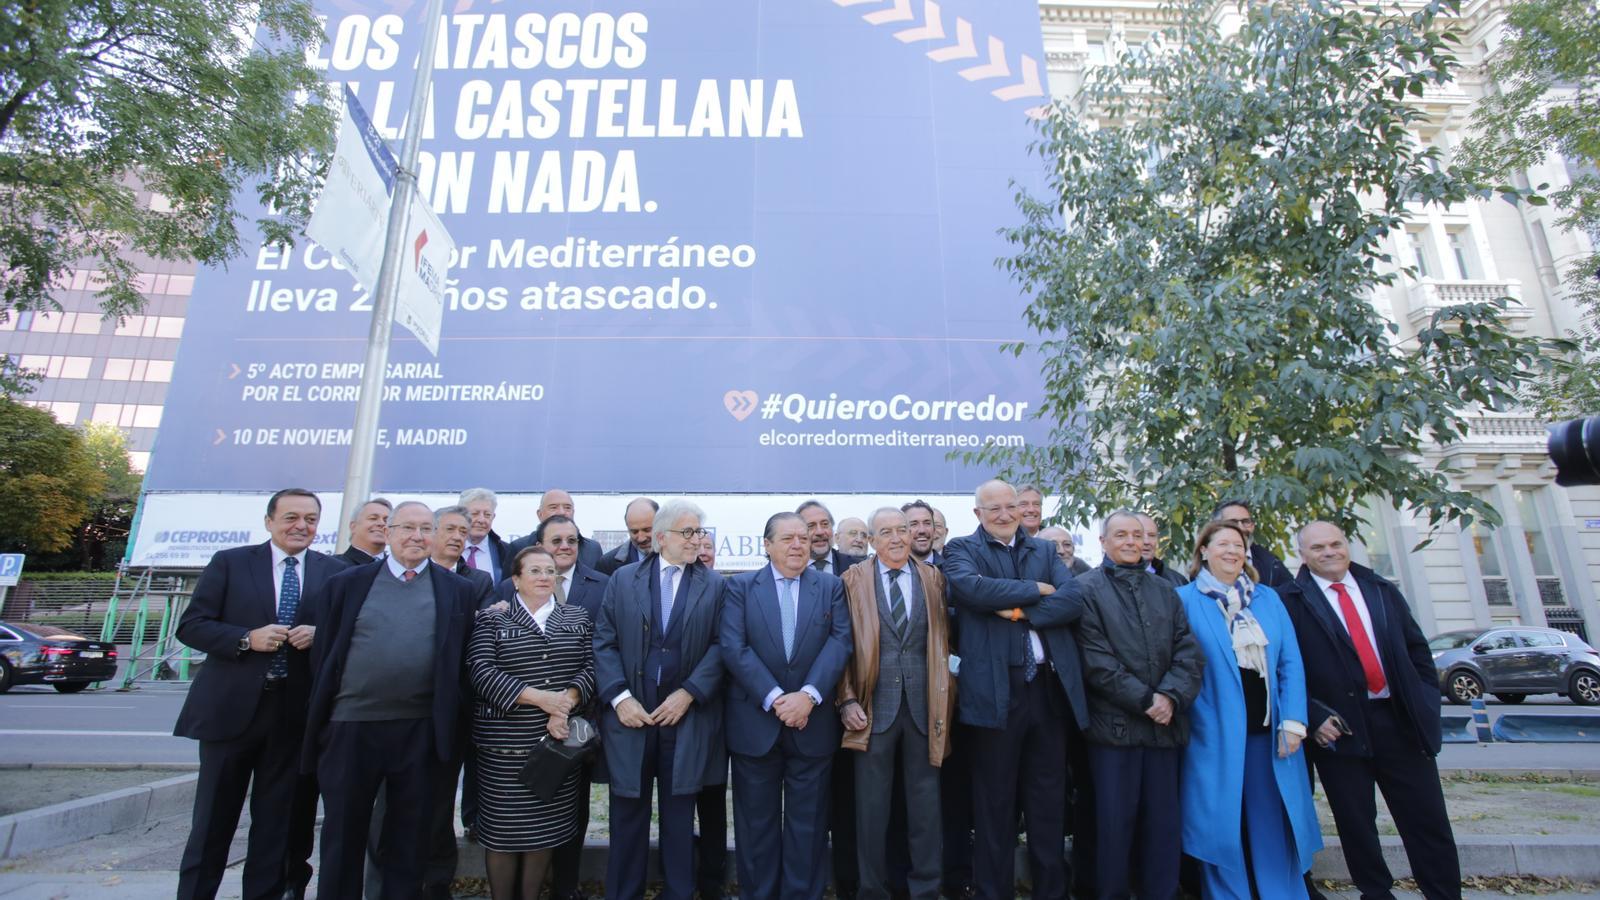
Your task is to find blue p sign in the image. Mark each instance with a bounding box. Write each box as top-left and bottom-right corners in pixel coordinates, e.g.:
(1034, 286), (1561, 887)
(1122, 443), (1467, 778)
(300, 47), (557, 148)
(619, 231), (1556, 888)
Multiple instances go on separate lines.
(0, 553), (26, 586)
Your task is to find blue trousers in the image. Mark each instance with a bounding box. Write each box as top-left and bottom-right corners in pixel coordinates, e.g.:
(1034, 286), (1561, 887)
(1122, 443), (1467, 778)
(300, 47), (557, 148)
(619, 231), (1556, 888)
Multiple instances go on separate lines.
(1199, 733), (1306, 900)
(609, 725), (697, 900)
(1087, 744), (1180, 900)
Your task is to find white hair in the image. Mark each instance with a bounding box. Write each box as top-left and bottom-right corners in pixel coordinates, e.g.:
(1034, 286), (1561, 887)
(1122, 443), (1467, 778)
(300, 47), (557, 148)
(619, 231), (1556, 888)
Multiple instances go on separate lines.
(457, 487), (497, 508)
(654, 498), (706, 544)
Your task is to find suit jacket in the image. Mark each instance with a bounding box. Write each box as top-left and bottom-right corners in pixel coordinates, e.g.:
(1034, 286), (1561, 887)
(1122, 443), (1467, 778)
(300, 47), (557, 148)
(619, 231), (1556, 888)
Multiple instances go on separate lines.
(721, 565), (852, 758)
(944, 527), (1089, 730)
(1069, 557), (1092, 576)
(837, 558), (953, 764)
(490, 564), (608, 621)
(594, 557), (727, 796)
(504, 530), (603, 576)
(595, 541), (644, 576)
(1278, 565), (1442, 758)
(174, 543), (348, 742)
(817, 548), (865, 577)
(448, 560), (497, 609)
(1249, 543), (1294, 588)
(339, 545), (377, 567)
(300, 561), (477, 770)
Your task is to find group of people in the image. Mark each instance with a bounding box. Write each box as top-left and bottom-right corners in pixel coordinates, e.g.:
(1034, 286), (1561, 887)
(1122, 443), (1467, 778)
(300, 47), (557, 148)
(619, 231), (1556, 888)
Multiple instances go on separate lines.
(173, 480), (1462, 900)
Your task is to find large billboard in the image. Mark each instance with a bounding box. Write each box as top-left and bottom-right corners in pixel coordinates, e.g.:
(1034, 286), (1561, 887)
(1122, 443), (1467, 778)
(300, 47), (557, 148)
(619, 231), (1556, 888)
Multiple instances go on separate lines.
(144, 0), (1052, 495)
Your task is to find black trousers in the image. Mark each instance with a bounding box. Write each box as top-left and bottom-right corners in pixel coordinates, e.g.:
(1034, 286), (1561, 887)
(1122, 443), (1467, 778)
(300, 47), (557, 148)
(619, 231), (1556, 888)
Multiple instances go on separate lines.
(968, 668), (1070, 900)
(1314, 701), (1461, 900)
(1062, 713), (1096, 899)
(287, 772), (320, 898)
(317, 718), (437, 900)
(363, 745), (462, 899)
(941, 721), (975, 894)
(177, 685), (301, 900)
(696, 778), (730, 898)
(1086, 744), (1181, 900)
(830, 745), (860, 898)
(610, 724), (699, 900)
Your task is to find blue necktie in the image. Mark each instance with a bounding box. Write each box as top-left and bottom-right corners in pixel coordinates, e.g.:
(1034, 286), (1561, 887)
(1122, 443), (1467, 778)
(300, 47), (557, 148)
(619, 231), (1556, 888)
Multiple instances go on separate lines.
(662, 565), (679, 632)
(780, 577), (797, 660)
(269, 557), (300, 679)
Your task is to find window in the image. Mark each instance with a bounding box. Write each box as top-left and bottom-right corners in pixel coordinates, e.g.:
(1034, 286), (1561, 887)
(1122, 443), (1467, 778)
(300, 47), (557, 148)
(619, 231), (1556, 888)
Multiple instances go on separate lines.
(1468, 504), (1511, 606)
(132, 405), (163, 428)
(1357, 500), (1398, 581)
(102, 358), (133, 380)
(128, 451), (150, 473)
(90, 403), (164, 428)
(1477, 632), (1524, 652)
(27, 401), (80, 424)
(0, 627), (18, 641)
(114, 315), (185, 338)
(1446, 230), (1477, 280)
(0, 315), (14, 331)
(1522, 631), (1564, 648)
(18, 355), (93, 379)
(1514, 489), (1566, 607)
(145, 360), (174, 382)
(1407, 231), (1433, 278)
(154, 316), (184, 338)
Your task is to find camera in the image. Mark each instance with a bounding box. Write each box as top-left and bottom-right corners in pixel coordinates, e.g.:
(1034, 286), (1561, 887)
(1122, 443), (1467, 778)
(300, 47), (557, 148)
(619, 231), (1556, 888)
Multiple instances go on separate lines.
(1548, 415), (1600, 487)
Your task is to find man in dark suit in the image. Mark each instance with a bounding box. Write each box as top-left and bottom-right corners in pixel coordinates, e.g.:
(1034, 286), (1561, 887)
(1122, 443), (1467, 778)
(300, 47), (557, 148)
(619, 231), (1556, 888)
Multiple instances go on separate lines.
(1282, 522), (1461, 900)
(1213, 499), (1294, 588)
(902, 500), (944, 568)
(723, 511), (853, 900)
(1040, 526), (1093, 577)
(435, 505), (495, 606)
(596, 497), (660, 576)
(302, 501), (478, 900)
(694, 532), (730, 899)
(504, 489), (604, 576)
(1016, 485), (1045, 537)
(794, 498), (866, 897)
(944, 479), (1089, 900)
(595, 499), (726, 900)
(458, 487), (510, 584)
(174, 488), (348, 900)
(342, 498), (391, 566)
(1138, 513), (1189, 588)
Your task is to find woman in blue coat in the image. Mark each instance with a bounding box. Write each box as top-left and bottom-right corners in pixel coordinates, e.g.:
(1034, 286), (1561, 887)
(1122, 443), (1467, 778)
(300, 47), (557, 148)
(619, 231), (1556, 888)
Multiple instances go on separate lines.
(1178, 521), (1322, 898)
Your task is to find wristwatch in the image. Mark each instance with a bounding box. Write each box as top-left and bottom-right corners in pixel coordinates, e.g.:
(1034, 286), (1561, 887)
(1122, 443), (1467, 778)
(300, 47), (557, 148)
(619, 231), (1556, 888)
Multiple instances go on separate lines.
(238, 635), (251, 653)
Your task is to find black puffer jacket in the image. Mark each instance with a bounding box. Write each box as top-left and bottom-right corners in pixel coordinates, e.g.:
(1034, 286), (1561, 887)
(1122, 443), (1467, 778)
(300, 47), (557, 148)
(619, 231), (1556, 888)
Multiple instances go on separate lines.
(1074, 560), (1204, 748)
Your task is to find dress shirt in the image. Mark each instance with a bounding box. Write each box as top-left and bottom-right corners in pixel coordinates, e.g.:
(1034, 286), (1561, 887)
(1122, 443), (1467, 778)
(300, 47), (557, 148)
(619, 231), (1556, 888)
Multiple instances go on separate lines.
(464, 536), (500, 582)
(385, 555), (430, 581)
(811, 554), (833, 575)
(518, 594), (556, 632)
(1311, 570), (1390, 699)
(763, 563), (824, 711)
(985, 533), (1045, 664)
(879, 559), (915, 619)
(268, 542), (309, 617)
(611, 555), (684, 709)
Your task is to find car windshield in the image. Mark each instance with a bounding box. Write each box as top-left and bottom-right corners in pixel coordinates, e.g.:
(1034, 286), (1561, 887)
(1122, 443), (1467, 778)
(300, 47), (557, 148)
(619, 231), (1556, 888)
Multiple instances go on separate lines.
(1429, 632), (1480, 651)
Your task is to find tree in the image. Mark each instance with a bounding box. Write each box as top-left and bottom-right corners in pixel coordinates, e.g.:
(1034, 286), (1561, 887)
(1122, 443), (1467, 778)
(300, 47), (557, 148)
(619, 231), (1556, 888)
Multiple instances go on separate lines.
(1462, 0), (1600, 419)
(73, 422), (141, 569)
(972, 0), (1551, 555)
(0, 0), (334, 323)
(0, 399), (104, 553)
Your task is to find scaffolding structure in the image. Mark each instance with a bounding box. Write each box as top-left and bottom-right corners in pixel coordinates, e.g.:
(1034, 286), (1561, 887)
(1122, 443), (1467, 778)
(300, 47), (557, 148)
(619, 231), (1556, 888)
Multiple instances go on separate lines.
(97, 564), (204, 689)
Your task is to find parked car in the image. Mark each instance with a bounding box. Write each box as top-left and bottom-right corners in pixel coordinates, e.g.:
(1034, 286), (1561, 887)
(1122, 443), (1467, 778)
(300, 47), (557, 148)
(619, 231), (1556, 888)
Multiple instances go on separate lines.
(0, 621), (118, 693)
(1430, 626), (1600, 706)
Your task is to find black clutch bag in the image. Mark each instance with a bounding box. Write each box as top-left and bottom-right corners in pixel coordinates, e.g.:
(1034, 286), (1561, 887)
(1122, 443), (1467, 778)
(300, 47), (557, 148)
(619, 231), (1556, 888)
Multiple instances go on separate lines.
(516, 716), (600, 802)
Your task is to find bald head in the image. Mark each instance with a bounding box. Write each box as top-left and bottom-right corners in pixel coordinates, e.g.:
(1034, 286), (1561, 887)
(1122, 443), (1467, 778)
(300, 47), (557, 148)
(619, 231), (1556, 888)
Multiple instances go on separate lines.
(1297, 520), (1351, 581)
(538, 489), (575, 522)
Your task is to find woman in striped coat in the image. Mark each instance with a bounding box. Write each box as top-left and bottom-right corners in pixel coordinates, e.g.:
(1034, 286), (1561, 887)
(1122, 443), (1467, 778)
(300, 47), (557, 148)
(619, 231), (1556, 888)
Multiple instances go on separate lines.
(469, 546), (597, 900)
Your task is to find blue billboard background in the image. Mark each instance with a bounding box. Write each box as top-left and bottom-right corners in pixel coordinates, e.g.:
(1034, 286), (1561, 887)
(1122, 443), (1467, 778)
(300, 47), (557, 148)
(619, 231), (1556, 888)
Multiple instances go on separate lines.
(145, 0), (1053, 493)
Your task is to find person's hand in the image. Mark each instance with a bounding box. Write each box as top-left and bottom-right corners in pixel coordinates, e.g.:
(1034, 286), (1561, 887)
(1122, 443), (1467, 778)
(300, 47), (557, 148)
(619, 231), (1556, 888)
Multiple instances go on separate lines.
(1314, 717), (1343, 748)
(1279, 731), (1304, 758)
(1145, 692), (1175, 725)
(477, 600), (509, 617)
(651, 689), (695, 727)
(248, 624), (290, 652)
(1037, 582), (1055, 596)
(547, 712), (570, 741)
(285, 625), (315, 650)
(840, 701), (869, 731)
(539, 689), (575, 717)
(773, 692), (813, 729)
(615, 697), (654, 728)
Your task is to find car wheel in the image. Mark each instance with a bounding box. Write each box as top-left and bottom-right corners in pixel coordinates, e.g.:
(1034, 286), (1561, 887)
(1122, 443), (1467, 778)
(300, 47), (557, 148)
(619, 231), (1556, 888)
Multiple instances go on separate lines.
(1448, 670), (1485, 704)
(0, 660), (12, 693)
(52, 682), (90, 694)
(1494, 693), (1526, 704)
(1569, 670), (1600, 707)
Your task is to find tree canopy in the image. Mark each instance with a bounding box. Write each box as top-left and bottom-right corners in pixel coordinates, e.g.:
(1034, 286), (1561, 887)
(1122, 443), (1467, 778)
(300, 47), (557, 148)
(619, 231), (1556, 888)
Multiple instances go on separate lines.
(1463, 0), (1600, 419)
(0, 399), (105, 553)
(973, 0), (1551, 555)
(0, 0), (334, 321)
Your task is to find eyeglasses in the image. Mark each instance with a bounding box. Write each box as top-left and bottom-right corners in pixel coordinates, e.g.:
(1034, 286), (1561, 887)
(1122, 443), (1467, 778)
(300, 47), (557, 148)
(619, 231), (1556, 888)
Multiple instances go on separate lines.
(544, 537), (580, 546)
(1222, 517), (1254, 528)
(672, 528), (709, 540)
(519, 566), (559, 577)
(390, 524), (434, 536)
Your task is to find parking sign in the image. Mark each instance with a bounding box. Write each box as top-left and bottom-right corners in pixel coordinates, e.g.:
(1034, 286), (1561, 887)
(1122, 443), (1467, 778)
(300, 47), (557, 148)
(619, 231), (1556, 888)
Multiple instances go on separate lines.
(0, 553), (25, 587)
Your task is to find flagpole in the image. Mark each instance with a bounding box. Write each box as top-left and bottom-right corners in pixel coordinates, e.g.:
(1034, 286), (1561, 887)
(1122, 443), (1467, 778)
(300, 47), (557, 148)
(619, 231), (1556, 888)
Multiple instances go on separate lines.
(335, 0), (445, 553)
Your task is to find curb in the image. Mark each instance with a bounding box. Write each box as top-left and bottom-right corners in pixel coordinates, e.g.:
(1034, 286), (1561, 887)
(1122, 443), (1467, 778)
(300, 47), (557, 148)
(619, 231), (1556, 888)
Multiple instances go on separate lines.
(0, 773), (197, 860)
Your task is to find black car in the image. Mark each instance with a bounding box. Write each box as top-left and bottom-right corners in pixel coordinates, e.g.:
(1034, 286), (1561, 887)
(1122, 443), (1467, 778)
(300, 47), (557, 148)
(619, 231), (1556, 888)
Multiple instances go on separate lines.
(1430, 626), (1600, 706)
(0, 621), (118, 693)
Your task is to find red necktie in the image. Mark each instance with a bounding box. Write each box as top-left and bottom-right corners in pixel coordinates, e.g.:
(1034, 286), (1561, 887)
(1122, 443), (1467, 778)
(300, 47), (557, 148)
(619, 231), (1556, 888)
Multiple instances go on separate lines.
(404, 569), (418, 582)
(1331, 583), (1386, 694)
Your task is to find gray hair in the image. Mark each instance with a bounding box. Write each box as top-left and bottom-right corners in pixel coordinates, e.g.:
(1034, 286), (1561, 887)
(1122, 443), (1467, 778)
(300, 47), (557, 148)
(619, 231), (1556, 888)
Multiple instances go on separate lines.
(433, 504), (469, 527)
(795, 499), (833, 521)
(389, 500), (432, 524)
(1100, 509), (1142, 537)
(348, 496), (392, 525)
(867, 506), (904, 534)
(457, 487), (497, 508)
(654, 498), (706, 544)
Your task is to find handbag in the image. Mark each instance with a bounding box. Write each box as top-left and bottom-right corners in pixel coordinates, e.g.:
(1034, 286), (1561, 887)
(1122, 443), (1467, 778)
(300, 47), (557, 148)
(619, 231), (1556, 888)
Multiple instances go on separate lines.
(516, 715), (600, 802)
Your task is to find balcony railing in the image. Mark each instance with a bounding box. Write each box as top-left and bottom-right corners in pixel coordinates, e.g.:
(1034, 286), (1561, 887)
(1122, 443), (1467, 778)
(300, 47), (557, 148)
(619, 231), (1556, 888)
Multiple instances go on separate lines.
(1405, 279), (1532, 331)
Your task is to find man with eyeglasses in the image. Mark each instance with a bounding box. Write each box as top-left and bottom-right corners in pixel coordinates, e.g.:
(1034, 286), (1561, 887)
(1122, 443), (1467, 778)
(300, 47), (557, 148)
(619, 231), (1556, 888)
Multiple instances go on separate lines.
(835, 517), (871, 557)
(597, 497), (661, 575)
(837, 508), (954, 900)
(506, 489), (604, 576)
(302, 501), (479, 900)
(944, 479), (1089, 900)
(595, 500), (728, 900)
(1212, 499), (1294, 588)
